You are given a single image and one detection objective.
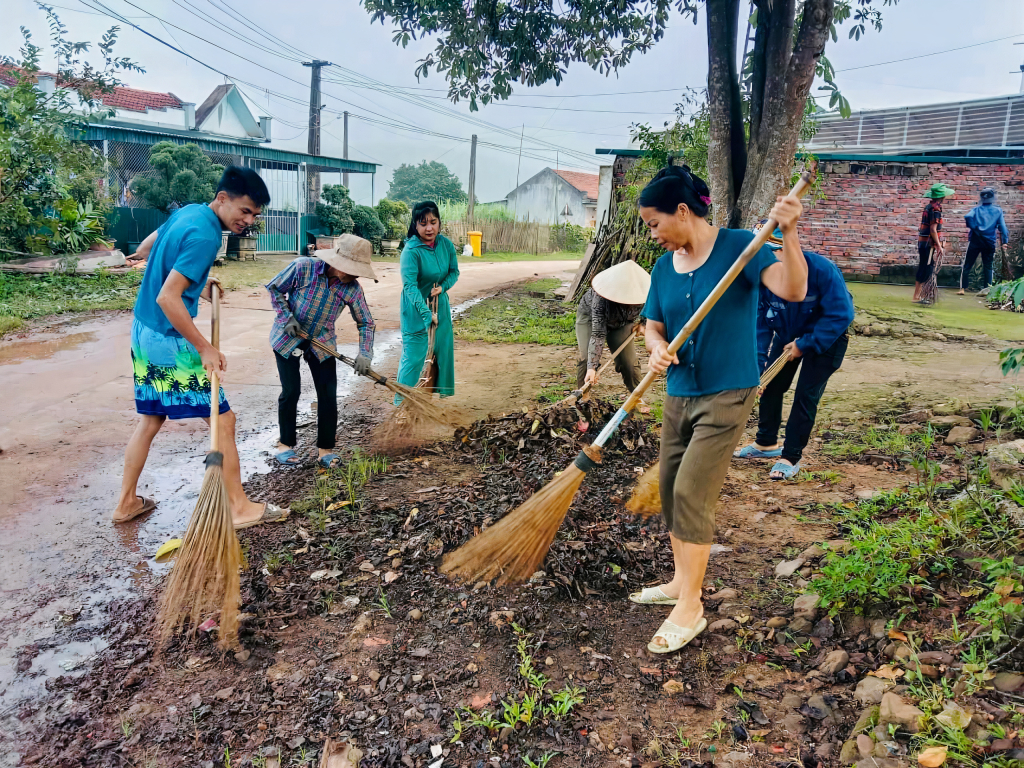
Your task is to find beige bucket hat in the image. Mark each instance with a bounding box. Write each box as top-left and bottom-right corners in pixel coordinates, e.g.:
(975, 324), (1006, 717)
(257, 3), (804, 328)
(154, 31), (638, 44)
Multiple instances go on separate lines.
(591, 260), (651, 305)
(314, 233), (377, 280)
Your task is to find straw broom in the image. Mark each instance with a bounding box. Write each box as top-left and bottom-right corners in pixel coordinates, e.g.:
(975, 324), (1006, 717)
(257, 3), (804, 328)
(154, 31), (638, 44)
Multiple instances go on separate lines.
(625, 348), (793, 517)
(441, 172), (814, 586)
(156, 282), (242, 650)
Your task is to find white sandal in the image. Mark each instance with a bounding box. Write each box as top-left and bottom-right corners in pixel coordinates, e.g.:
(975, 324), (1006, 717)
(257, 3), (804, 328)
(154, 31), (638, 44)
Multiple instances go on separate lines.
(647, 617), (707, 654)
(629, 586), (679, 606)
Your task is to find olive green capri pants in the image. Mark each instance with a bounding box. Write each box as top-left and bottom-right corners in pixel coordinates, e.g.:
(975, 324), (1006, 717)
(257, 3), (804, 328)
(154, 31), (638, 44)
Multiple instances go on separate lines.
(659, 388), (756, 544)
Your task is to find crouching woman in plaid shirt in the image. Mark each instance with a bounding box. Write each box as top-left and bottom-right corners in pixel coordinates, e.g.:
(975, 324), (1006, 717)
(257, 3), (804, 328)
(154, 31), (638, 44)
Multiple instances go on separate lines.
(267, 234), (376, 468)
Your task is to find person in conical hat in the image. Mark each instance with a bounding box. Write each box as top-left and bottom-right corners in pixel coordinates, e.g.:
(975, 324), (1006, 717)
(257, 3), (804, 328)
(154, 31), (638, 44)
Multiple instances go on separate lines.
(575, 259), (651, 393)
(266, 233), (377, 469)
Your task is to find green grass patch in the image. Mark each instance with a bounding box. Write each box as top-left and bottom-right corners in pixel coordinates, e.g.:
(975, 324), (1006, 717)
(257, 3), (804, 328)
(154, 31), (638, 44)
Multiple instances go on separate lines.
(458, 251), (582, 263)
(211, 254), (293, 291)
(454, 279), (575, 346)
(822, 423), (923, 459)
(848, 283), (1024, 342)
(0, 269), (143, 337)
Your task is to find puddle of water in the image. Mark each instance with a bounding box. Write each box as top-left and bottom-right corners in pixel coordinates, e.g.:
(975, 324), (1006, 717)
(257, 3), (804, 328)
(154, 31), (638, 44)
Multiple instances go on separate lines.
(0, 331), (98, 365)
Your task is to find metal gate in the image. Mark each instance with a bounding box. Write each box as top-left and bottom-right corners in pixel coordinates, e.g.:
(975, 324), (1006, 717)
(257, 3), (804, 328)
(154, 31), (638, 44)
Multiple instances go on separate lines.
(246, 159), (302, 253)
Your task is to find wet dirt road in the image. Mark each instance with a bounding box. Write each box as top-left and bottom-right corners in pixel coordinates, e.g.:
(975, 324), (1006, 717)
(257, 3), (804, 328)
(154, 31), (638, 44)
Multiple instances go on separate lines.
(0, 259), (577, 726)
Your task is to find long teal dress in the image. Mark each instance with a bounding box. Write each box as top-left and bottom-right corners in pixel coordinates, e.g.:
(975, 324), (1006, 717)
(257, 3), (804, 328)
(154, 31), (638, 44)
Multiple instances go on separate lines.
(395, 234), (460, 403)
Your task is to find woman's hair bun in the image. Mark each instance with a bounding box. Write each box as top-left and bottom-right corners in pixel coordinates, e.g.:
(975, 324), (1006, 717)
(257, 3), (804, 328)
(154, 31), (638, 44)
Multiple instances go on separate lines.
(639, 164), (711, 217)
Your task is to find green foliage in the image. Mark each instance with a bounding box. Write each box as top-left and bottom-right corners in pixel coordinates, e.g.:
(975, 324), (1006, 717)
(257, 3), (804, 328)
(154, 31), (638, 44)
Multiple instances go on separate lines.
(0, 8), (140, 256)
(129, 142), (223, 213)
(352, 204), (386, 245)
(989, 277), (1024, 313)
(315, 185), (355, 235)
(549, 223), (593, 253)
(387, 160), (466, 205)
(454, 279), (575, 345)
(374, 197), (410, 240)
(1001, 348), (1024, 378)
(50, 199), (110, 253)
(438, 199), (514, 222)
(0, 269), (141, 335)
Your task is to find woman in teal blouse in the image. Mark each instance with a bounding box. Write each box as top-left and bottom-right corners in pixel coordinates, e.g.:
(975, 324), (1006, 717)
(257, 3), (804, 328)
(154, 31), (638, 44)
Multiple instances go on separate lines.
(396, 201), (460, 402)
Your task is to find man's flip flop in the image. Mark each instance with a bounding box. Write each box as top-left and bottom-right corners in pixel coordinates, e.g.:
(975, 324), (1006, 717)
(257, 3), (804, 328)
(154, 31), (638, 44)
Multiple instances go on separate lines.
(275, 449), (301, 466)
(629, 586), (679, 606)
(113, 495), (157, 524)
(317, 453), (341, 469)
(647, 617), (708, 654)
(734, 444), (783, 459)
(234, 503), (290, 531)
(769, 461), (801, 480)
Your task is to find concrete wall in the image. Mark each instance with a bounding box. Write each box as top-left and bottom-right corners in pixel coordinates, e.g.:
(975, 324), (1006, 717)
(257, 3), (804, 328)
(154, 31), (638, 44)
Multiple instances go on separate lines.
(800, 160), (1024, 283)
(595, 165), (613, 230)
(505, 169), (588, 225)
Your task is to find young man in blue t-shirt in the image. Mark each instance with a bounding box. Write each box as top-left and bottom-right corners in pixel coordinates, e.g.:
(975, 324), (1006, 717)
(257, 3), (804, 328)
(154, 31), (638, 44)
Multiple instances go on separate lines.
(112, 167), (288, 529)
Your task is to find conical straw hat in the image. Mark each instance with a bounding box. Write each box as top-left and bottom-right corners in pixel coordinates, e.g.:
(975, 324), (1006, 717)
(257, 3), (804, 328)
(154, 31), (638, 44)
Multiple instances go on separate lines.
(591, 260), (651, 305)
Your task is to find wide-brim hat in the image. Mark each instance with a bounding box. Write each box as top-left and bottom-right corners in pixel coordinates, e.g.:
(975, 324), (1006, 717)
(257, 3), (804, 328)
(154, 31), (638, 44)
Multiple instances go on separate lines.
(753, 219), (784, 251)
(923, 183), (955, 199)
(591, 260), (651, 305)
(314, 233), (377, 280)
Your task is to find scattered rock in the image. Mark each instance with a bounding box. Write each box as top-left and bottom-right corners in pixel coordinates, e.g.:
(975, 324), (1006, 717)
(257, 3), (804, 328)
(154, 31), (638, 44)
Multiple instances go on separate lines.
(286, 736), (305, 750)
(800, 544), (826, 560)
(233, 649), (250, 663)
(489, 610), (515, 628)
(662, 680), (687, 695)
(935, 701), (972, 730)
(588, 731), (606, 751)
(855, 676), (891, 706)
(766, 617), (788, 629)
(992, 672), (1024, 693)
(945, 426), (980, 445)
(987, 440), (1024, 492)
(843, 615), (868, 636)
(716, 752), (751, 768)
(856, 734), (874, 758)
(855, 760), (901, 768)
(869, 619), (888, 639)
(407, 609), (423, 621)
(788, 616), (813, 634)
(706, 587), (739, 602)
(878, 692), (924, 733)
(781, 693), (803, 710)
(368, 670), (381, 682)
(839, 740), (860, 765)
(804, 694), (838, 725)
(793, 593), (821, 619)
(780, 712), (806, 736)
(915, 651), (953, 666)
(928, 415), (971, 430)
(215, 687), (233, 701)
(775, 558), (805, 578)
(852, 706), (880, 735)
(898, 409), (932, 424)
(819, 649), (850, 676)
(708, 618), (739, 633)
(469, 693), (492, 710)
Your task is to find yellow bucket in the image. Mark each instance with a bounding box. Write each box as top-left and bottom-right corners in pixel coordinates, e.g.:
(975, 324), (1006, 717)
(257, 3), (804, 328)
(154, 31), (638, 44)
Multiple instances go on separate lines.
(468, 231), (483, 258)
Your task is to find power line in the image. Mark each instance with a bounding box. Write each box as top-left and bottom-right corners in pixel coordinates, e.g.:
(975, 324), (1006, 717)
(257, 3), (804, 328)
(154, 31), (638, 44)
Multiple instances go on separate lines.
(836, 34), (1024, 73)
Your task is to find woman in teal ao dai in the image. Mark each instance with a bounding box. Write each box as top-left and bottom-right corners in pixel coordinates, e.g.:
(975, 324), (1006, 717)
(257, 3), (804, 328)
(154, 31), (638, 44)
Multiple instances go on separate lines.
(396, 201), (459, 402)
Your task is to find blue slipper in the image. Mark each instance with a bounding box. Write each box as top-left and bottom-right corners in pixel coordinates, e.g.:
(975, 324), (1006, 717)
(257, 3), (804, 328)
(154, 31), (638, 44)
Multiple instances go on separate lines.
(769, 461), (801, 480)
(318, 453), (341, 469)
(734, 444), (783, 459)
(275, 449), (300, 465)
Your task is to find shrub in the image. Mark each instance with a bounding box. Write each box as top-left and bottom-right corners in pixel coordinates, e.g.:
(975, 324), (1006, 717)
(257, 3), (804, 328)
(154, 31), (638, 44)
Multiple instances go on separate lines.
(374, 198), (410, 240)
(129, 142), (224, 212)
(352, 205), (385, 246)
(316, 185), (355, 235)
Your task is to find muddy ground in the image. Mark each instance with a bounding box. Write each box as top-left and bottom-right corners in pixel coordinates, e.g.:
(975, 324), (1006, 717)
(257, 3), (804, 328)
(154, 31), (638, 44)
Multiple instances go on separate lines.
(3, 282), (1024, 768)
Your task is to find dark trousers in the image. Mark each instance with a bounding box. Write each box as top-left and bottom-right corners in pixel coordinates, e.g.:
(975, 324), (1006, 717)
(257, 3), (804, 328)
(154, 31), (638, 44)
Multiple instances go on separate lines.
(755, 334), (848, 465)
(275, 350), (337, 450)
(915, 242), (936, 283)
(961, 235), (996, 291)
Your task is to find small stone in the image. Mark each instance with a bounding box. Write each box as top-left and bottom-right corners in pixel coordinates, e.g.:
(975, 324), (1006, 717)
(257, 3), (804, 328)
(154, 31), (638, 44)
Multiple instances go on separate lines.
(928, 414), (971, 429)
(780, 712), (806, 735)
(706, 587), (739, 602)
(855, 760), (901, 768)
(412, 674), (423, 683)
(716, 752), (751, 768)
(869, 619), (888, 639)
(489, 610), (515, 627)
(855, 676), (890, 706)
(781, 693), (803, 710)
(233, 649), (250, 663)
(856, 734), (874, 758)
(408, 609), (423, 621)
(819, 649), (850, 676)
(286, 736), (305, 750)
(945, 426), (980, 445)
(793, 593), (821, 618)
(799, 566), (813, 578)
(816, 742), (837, 760)
(992, 671), (1024, 693)
(588, 732), (606, 751)
(368, 670), (381, 682)
(766, 617), (788, 629)
(805, 694), (837, 725)
(775, 558), (805, 578)
(878, 691), (924, 733)
(916, 651), (953, 665)
(708, 618), (739, 633)
(545, 657), (555, 667)
(840, 740), (860, 765)
(852, 705), (880, 735)
(215, 687), (234, 700)
(788, 616), (812, 634)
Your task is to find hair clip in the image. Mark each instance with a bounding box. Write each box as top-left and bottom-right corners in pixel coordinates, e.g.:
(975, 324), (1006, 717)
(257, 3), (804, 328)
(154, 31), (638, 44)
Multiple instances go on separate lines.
(699, 195), (711, 205)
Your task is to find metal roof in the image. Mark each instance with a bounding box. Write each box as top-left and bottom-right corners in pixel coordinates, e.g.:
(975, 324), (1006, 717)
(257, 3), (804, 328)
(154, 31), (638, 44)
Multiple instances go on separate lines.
(806, 93), (1024, 155)
(78, 119), (377, 173)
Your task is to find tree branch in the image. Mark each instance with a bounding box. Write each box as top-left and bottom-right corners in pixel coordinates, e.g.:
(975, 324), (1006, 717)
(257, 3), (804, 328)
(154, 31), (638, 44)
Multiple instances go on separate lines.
(705, 0), (747, 228)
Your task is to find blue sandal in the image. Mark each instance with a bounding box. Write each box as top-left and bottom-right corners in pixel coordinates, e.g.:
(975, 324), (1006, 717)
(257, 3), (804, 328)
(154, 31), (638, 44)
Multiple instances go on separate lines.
(734, 444), (783, 459)
(318, 453), (340, 469)
(769, 461), (801, 480)
(275, 449), (301, 465)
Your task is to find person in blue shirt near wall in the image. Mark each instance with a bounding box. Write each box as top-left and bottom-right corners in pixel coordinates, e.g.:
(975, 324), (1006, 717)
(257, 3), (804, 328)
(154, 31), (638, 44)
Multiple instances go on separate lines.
(632, 165), (807, 655)
(959, 186), (1009, 295)
(734, 224), (855, 480)
(111, 167), (288, 530)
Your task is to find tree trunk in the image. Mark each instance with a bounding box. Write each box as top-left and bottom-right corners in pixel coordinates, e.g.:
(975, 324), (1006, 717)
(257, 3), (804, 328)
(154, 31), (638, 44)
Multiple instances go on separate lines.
(705, 0), (747, 229)
(707, 0), (834, 229)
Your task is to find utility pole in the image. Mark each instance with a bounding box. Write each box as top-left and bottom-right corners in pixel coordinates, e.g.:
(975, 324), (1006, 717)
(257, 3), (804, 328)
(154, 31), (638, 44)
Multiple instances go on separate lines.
(467, 134), (477, 224)
(343, 111), (350, 188)
(303, 60), (331, 204)
(1016, 42), (1024, 94)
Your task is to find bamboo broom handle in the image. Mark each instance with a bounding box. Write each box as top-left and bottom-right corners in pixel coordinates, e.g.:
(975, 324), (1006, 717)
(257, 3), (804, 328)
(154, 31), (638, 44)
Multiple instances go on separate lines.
(297, 330), (392, 388)
(565, 328), (638, 402)
(209, 281), (221, 453)
(592, 172), (814, 449)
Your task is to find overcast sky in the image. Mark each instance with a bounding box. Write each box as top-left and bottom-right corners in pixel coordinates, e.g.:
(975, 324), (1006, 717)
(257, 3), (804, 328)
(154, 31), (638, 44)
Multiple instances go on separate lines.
(6, 0), (1024, 206)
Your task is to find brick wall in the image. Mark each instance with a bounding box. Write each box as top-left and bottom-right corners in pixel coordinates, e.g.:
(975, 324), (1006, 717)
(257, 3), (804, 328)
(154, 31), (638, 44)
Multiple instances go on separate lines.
(801, 160), (1024, 281)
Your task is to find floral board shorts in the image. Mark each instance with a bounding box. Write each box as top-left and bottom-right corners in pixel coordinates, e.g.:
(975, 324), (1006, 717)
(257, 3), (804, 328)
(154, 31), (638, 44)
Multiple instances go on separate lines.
(131, 319), (229, 420)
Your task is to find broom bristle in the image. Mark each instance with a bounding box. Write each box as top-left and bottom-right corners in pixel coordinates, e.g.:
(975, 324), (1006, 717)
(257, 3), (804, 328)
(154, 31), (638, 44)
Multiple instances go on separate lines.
(441, 447), (601, 585)
(373, 382), (468, 454)
(625, 461), (662, 518)
(155, 463), (241, 650)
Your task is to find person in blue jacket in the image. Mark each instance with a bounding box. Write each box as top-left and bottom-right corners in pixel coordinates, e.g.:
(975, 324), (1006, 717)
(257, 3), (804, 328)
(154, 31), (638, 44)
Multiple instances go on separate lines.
(734, 224), (855, 480)
(960, 186), (1009, 294)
